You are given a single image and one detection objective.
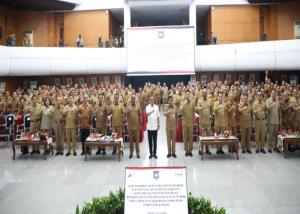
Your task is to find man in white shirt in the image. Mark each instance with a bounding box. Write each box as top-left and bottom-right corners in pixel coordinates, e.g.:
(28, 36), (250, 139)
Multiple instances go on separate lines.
(146, 96), (160, 159)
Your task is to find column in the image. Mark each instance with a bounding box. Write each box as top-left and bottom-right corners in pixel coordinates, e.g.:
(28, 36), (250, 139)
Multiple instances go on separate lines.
(124, 2), (131, 47)
(189, 0), (197, 45)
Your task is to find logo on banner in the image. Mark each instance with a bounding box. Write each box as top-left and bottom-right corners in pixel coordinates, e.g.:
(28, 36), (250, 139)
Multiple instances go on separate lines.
(158, 31), (164, 39)
(153, 170), (159, 180)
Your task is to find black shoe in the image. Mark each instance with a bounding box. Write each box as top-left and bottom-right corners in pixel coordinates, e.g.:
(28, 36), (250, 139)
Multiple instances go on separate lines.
(260, 149), (266, 154)
(154, 155), (158, 159)
(206, 150), (212, 155)
(81, 151), (85, 156)
(96, 150), (101, 155)
(137, 154), (140, 159)
(268, 149), (272, 153)
(216, 150), (220, 154)
(73, 152), (77, 156)
(55, 152), (60, 156)
(36, 150), (40, 154)
(129, 154), (133, 159)
(60, 152), (64, 155)
(256, 149), (259, 153)
(102, 150), (106, 155)
(220, 150), (225, 154)
(189, 153), (193, 157)
(66, 152), (71, 156)
(149, 154), (153, 159)
(185, 152), (189, 157)
(172, 154), (177, 158)
(30, 150), (36, 155)
(242, 150), (245, 154)
(275, 149), (281, 153)
(112, 150), (117, 155)
(167, 154), (171, 158)
(247, 149), (252, 154)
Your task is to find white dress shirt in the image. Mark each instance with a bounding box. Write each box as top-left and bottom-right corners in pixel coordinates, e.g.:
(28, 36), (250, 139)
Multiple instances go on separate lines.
(146, 104), (160, 131)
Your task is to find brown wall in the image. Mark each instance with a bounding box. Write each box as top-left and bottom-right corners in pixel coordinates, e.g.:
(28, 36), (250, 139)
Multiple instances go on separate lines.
(0, 5), (116, 47)
(211, 5), (260, 44)
(64, 10), (110, 47)
(276, 1), (300, 40)
(0, 5), (16, 45)
(0, 74), (125, 92)
(15, 11), (50, 46)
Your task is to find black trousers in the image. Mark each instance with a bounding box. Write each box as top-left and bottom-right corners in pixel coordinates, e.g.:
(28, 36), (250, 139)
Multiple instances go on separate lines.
(80, 128), (90, 152)
(148, 130), (157, 155)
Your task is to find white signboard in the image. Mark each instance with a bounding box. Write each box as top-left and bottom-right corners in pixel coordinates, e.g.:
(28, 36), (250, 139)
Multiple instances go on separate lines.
(127, 26), (195, 76)
(125, 167), (188, 214)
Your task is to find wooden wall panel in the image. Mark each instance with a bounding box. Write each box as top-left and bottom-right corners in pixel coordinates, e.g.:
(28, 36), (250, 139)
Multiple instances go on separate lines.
(276, 1), (300, 40)
(0, 5), (16, 45)
(15, 11), (49, 47)
(211, 6), (260, 44)
(64, 10), (110, 47)
(0, 74), (125, 92)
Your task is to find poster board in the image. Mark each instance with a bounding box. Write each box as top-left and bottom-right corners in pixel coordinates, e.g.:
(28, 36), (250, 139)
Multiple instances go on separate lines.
(125, 167), (188, 214)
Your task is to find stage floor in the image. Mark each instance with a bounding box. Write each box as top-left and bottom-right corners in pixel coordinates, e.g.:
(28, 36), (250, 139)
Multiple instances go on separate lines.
(0, 112), (300, 214)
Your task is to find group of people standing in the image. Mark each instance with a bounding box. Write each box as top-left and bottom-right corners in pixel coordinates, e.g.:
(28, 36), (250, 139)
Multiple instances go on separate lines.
(0, 78), (299, 159)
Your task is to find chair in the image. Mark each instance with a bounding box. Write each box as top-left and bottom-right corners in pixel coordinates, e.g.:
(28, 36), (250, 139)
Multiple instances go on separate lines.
(15, 115), (25, 140)
(123, 122), (129, 143)
(193, 123), (199, 143)
(0, 114), (15, 146)
(24, 114), (31, 132)
(106, 115), (112, 136)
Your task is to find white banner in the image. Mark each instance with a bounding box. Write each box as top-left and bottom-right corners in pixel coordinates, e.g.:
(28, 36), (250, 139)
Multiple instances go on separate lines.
(124, 167), (188, 214)
(127, 26), (195, 76)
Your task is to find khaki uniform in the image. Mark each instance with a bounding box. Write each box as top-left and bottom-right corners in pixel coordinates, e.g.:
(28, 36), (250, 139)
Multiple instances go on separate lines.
(127, 104), (141, 155)
(290, 97), (300, 130)
(53, 105), (65, 152)
(266, 97), (280, 149)
(164, 104), (177, 154)
(11, 98), (19, 114)
(111, 103), (124, 137)
(252, 100), (266, 150)
(122, 94), (130, 107)
(28, 105), (42, 134)
(196, 98), (211, 133)
(226, 100), (237, 135)
(79, 103), (92, 153)
(280, 99), (294, 130)
(239, 102), (252, 150)
(63, 105), (78, 153)
(95, 104), (107, 134)
(162, 87), (169, 104)
(28, 104), (42, 151)
(181, 101), (194, 153)
(213, 101), (226, 133)
(0, 100), (6, 115)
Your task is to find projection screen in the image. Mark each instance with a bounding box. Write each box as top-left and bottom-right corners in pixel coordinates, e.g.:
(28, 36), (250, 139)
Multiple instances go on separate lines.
(127, 26), (195, 76)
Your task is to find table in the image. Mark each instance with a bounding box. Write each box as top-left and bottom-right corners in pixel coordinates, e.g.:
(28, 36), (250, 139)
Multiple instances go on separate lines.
(12, 139), (47, 160)
(85, 136), (123, 161)
(199, 136), (239, 160)
(278, 134), (300, 158)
